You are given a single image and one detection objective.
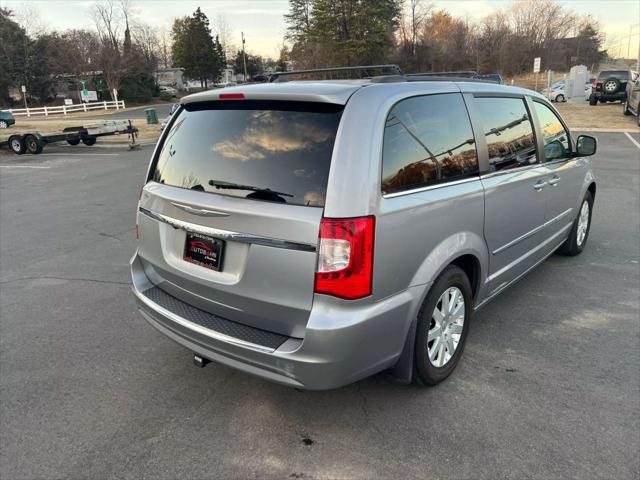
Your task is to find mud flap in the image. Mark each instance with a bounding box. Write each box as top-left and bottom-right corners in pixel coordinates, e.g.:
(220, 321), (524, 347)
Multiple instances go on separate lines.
(389, 317), (417, 384)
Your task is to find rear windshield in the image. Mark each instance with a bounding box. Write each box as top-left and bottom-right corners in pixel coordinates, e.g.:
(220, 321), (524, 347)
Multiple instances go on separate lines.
(152, 100), (343, 207)
(598, 70), (629, 80)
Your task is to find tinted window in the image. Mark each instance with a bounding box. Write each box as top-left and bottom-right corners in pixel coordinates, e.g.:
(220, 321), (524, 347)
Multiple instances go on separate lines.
(532, 101), (570, 161)
(382, 94), (478, 195)
(152, 101), (343, 207)
(474, 97), (537, 172)
(598, 70), (629, 80)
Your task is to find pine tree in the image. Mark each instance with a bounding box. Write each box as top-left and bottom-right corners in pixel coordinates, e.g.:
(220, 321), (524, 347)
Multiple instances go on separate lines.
(171, 8), (225, 87)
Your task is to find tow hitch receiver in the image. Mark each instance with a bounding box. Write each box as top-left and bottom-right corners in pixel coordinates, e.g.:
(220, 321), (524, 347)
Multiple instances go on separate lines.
(193, 354), (211, 368)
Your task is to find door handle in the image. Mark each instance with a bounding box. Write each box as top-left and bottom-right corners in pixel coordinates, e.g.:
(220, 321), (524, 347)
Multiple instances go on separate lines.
(548, 176), (560, 187)
(533, 180), (547, 191)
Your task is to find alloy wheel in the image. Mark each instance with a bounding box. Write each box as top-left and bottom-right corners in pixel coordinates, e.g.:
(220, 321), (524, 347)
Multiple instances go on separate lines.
(427, 287), (465, 368)
(576, 200), (590, 246)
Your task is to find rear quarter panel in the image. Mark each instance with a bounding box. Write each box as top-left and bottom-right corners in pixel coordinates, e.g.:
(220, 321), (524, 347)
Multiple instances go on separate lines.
(324, 83), (489, 305)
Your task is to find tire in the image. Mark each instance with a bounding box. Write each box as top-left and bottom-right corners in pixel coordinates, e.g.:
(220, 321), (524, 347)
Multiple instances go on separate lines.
(560, 191), (593, 256)
(414, 265), (473, 386)
(8, 135), (26, 155)
(81, 137), (96, 146)
(589, 94), (598, 105)
(24, 134), (43, 154)
(556, 94), (565, 102)
(66, 138), (80, 146)
(0, 120), (8, 129)
(623, 100), (632, 115)
(602, 77), (621, 95)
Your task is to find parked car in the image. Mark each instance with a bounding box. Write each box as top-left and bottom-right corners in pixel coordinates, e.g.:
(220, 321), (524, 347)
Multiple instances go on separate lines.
(132, 69), (597, 390)
(543, 79), (594, 102)
(589, 70), (632, 105)
(584, 77), (596, 100)
(542, 80), (567, 102)
(159, 85), (178, 97)
(0, 110), (16, 129)
(623, 74), (640, 126)
(214, 81), (238, 88)
(473, 73), (503, 84)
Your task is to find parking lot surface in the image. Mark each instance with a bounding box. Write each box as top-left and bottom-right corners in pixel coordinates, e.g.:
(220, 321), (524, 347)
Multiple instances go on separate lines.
(1, 132), (639, 479)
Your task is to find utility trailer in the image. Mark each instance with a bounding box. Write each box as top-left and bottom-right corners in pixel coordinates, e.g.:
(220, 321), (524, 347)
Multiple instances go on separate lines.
(0, 120), (139, 155)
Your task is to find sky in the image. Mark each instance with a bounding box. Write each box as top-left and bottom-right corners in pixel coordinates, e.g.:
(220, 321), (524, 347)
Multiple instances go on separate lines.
(1, 0), (638, 59)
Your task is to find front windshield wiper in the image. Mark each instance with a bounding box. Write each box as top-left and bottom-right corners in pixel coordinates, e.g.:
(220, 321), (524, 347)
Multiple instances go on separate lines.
(208, 179), (294, 198)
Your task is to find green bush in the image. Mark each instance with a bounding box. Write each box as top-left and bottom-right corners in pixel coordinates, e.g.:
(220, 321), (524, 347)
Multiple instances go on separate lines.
(119, 73), (156, 104)
(159, 92), (173, 101)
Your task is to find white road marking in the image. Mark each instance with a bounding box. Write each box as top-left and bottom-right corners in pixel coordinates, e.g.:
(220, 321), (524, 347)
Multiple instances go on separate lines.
(0, 165), (51, 169)
(624, 132), (640, 150)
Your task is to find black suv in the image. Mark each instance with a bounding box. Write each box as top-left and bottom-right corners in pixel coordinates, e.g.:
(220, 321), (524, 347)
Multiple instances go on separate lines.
(589, 70), (632, 105)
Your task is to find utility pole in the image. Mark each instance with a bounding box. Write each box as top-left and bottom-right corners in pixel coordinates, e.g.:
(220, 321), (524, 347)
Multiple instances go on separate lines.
(241, 32), (248, 82)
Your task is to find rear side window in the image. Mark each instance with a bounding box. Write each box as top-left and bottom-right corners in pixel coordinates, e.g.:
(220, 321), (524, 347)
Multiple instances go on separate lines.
(381, 93), (478, 195)
(152, 101), (343, 207)
(474, 97), (537, 172)
(598, 70), (629, 80)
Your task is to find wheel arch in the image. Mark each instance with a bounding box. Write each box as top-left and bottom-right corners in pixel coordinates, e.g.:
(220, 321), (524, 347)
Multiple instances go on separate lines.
(391, 248), (485, 384)
(409, 231), (488, 307)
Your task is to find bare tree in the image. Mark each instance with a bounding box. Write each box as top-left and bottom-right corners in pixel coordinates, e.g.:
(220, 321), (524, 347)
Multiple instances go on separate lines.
(213, 13), (234, 60)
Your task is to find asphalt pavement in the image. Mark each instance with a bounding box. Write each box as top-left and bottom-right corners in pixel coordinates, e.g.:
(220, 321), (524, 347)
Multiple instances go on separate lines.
(0, 132), (638, 479)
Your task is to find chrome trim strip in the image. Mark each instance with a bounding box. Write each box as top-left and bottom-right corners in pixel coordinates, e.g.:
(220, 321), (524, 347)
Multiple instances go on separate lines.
(492, 208), (573, 255)
(139, 207), (317, 252)
(171, 202), (230, 217)
(480, 163), (544, 180)
(488, 220), (572, 282)
(132, 286), (276, 354)
(382, 176), (479, 199)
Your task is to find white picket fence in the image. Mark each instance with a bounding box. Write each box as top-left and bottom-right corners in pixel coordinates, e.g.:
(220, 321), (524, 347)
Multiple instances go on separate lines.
(8, 100), (126, 117)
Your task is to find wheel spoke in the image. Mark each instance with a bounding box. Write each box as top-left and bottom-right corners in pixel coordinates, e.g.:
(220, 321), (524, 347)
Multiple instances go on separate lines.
(441, 291), (450, 314)
(437, 341), (445, 367)
(428, 325), (442, 342)
(445, 336), (456, 357)
(432, 307), (444, 325)
(428, 336), (441, 361)
(449, 323), (463, 335)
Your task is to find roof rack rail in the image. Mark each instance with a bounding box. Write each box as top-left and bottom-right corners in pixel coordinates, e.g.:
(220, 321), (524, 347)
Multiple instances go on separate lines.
(406, 71), (478, 78)
(269, 64), (402, 82)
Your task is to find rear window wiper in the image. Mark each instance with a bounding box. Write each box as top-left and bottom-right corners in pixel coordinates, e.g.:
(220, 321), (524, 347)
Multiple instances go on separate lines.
(208, 180), (294, 198)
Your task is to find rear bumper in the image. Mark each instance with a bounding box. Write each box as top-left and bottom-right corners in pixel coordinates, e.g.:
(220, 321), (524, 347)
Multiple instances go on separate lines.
(594, 91), (626, 100)
(131, 251), (424, 390)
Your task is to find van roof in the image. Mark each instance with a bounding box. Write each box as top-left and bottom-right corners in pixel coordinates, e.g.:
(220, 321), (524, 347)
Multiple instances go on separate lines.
(180, 79), (544, 106)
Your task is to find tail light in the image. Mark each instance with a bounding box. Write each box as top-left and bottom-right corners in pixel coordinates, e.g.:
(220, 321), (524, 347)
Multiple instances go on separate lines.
(315, 216), (375, 300)
(219, 93), (245, 99)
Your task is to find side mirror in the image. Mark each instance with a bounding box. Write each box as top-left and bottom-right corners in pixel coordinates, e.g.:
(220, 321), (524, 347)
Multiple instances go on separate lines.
(575, 135), (597, 157)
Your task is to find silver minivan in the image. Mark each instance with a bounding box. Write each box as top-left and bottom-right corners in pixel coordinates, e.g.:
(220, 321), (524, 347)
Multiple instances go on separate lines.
(131, 69), (597, 389)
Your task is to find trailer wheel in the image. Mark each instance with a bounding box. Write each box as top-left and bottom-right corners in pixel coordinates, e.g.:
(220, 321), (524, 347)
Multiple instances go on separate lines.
(67, 138), (81, 146)
(82, 137), (97, 146)
(24, 134), (44, 154)
(8, 135), (26, 155)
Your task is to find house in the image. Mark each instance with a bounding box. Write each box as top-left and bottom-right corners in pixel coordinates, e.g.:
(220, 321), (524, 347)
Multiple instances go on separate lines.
(156, 68), (185, 90)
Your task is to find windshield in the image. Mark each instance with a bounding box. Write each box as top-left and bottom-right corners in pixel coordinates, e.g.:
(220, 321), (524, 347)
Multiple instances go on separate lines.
(152, 100), (343, 207)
